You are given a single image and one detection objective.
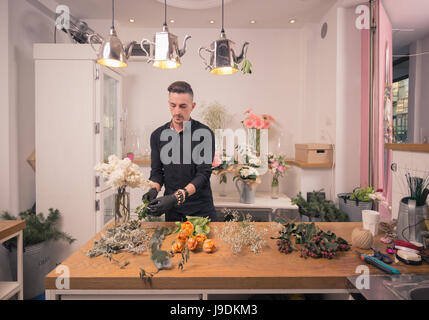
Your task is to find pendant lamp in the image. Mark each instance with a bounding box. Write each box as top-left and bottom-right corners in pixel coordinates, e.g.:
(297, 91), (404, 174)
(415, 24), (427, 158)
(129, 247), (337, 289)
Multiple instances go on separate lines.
(140, 0), (191, 69)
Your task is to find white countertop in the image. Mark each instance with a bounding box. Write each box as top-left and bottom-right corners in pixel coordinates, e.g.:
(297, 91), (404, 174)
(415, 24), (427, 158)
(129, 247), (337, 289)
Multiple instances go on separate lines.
(213, 192), (298, 211)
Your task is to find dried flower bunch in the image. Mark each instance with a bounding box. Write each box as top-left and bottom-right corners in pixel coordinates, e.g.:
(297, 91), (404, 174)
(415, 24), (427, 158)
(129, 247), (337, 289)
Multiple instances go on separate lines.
(214, 209), (268, 254)
(86, 220), (151, 264)
(198, 101), (229, 131)
(95, 155), (153, 189)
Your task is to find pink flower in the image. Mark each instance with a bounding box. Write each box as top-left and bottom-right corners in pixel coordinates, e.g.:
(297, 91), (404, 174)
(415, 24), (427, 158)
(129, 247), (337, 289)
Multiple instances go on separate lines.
(254, 117), (264, 129)
(263, 119), (271, 129)
(278, 165), (284, 173)
(212, 151), (222, 167)
(244, 108), (253, 115)
(244, 118), (255, 129)
(273, 161), (279, 167)
(248, 113), (260, 120)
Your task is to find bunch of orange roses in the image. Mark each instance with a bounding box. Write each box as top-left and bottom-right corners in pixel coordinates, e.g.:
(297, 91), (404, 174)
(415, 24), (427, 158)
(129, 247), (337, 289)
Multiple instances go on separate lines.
(171, 218), (216, 254)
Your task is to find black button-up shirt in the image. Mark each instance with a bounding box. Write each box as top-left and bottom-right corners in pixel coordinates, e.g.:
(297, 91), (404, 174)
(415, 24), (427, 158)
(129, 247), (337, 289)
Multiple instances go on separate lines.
(149, 118), (216, 220)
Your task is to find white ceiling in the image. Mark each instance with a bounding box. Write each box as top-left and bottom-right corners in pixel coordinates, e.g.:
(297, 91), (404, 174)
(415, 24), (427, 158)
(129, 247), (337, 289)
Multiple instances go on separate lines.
(57, 0), (337, 29)
(383, 0), (429, 52)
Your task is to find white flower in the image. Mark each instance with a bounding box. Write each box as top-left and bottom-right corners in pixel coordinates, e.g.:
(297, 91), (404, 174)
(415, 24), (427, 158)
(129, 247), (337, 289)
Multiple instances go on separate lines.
(94, 155), (152, 189)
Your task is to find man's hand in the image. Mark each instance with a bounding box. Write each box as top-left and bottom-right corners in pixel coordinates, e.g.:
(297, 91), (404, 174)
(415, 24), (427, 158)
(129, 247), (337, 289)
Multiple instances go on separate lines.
(147, 194), (177, 216)
(142, 188), (158, 202)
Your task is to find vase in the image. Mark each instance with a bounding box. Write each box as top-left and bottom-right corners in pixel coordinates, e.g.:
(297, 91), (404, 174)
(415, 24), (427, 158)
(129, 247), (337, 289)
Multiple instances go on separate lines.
(218, 174), (228, 197)
(235, 179), (255, 204)
(271, 176), (279, 199)
(397, 197), (427, 243)
(115, 187), (130, 225)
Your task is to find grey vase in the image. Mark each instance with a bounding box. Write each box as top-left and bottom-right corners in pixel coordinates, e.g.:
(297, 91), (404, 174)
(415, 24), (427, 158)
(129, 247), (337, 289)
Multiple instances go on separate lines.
(397, 197), (428, 243)
(235, 179), (255, 204)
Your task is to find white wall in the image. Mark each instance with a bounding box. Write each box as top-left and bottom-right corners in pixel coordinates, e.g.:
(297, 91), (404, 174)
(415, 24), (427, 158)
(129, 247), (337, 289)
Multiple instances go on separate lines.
(0, 0), (10, 212)
(4, 0), (69, 216)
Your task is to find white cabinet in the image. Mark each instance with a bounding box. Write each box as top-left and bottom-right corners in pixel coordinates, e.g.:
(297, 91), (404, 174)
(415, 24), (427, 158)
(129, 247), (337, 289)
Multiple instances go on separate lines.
(34, 44), (124, 262)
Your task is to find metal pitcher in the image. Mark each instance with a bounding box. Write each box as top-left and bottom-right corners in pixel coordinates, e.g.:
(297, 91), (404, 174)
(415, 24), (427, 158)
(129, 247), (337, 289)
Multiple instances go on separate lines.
(397, 197), (428, 243)
(199, 31), (249, 75)
(141, 25), (191, 68)
(235, 179), (255, 204)
(89, 27), (136, 67)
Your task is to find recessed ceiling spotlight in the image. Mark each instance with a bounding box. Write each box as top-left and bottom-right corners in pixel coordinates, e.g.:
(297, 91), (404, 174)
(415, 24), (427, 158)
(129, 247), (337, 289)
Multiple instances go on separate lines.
(210, 20), (215, 24)
(170, 19), (175, 23)
(250, 20), (256, 24)
(129, 18), (135, 23)
(289, 19), (296, 24)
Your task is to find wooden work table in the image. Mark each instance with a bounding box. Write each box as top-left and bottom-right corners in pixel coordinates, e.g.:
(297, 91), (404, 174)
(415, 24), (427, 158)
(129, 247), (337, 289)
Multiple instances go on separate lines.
(45, 222), (429, 300)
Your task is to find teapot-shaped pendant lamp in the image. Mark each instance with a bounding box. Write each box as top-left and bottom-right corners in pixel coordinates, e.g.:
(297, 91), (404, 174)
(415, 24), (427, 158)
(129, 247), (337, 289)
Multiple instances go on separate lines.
(198, 0), (249, 75)
(140, 0), (191, 69)
(89, 0), (136, 68)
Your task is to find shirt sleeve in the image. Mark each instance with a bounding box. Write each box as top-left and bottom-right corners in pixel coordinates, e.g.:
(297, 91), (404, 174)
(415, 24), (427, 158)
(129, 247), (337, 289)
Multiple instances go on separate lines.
(149, 130), (164, 188)
(189, 128), (215, 192)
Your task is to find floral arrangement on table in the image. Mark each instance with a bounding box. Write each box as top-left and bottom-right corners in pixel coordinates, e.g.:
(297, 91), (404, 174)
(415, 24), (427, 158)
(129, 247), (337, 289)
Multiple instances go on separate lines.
(268, 153), (291, 190)
(349, 186), (390, 208)
(212, 152), (235, 185)
(95, 155), (153, 224)
(233, 165), (261, 189)
(198, 101), (230, 131)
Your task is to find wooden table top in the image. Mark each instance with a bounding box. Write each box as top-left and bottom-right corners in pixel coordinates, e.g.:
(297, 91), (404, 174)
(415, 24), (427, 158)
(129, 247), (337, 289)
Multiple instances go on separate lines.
(0, 220), (26, 242)
(45, 222), (429, 290)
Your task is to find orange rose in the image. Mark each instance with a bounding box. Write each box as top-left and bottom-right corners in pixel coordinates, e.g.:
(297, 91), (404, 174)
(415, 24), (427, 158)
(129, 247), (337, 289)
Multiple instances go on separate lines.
(195, 234), (207, 247)
(177, 232), (188, 243)
(181, 221), (194, 237)
(203, 239), (216, 253)
(187, 237), (199, 251)
(172, 240), (185, 253)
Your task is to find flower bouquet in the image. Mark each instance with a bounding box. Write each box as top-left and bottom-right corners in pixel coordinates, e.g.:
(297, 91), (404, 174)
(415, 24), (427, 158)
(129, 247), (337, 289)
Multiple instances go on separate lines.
(268, 153), (291, 198)
(212, 152), (235, 196)
(95, 155), (153, 225)
(242, 108), (274, 156)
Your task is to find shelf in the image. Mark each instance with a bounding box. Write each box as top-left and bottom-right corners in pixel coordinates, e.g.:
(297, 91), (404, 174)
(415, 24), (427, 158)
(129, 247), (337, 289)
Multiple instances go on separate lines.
(0, 220), (26, 243)
(0, 282), (20, 300)
(132, 158), (151, 166)
(286, 159), (334, 168)
(385, 143), (429, 153)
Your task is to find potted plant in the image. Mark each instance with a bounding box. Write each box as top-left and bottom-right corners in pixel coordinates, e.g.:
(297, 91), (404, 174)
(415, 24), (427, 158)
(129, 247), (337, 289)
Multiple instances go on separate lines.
(337, 187), (383, 222)
(292, 190), (349, 222)
(1, 208), (75, 299)
(397, 173), (429, 242)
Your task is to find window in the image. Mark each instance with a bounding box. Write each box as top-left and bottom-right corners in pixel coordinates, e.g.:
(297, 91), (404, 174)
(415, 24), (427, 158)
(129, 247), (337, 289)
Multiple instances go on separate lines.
(392, 78), (409, 143)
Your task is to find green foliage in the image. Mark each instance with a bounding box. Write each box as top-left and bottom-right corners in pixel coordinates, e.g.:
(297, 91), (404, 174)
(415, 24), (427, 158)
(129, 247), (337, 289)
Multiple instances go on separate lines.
(405, 173), (429, 206)
(271, 222), (350, 259)
(1, 208), (75, 249)
(349, 186), (375, 202)
(174, 216), (211, 236)
(149, 227), (174, 270)
(291, 190), (349, 222)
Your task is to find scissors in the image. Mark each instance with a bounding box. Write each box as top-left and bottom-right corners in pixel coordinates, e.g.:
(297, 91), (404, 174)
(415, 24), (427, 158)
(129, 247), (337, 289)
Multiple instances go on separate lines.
(371, 247), (393, 264)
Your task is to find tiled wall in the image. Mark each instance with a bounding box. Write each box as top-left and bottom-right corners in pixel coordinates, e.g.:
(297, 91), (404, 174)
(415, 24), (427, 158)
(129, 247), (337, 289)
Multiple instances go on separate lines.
(391, 150), (429, 219)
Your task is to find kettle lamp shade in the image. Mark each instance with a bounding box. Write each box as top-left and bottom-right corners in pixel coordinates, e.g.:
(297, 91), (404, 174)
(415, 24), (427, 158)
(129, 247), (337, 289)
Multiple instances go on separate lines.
(97, 28), (128, 68)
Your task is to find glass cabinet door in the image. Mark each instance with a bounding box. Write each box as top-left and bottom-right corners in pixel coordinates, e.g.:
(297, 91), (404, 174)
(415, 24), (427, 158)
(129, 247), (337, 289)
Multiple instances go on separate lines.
(95, 65), (123, 193)
(103, 73), (120, 162)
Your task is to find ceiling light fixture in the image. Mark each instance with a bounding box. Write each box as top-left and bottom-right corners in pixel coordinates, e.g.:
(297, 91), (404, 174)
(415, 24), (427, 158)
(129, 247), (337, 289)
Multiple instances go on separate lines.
(170, 19), (175, 23)
(129, 18), (135, 23)
(210, 20), (215, 24)
(250, 20), (256, 24)
(289, 19), (296, 24)
(90, 0), (135, 68)
(198, 0), (249, 75)
(140, 0), (191, 69)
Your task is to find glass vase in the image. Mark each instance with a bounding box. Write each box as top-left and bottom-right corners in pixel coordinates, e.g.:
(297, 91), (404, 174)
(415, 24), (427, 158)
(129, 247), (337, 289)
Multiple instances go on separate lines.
(219, 173), (228, 197)
(271, 176), (280, 199)
(115, 187), (130, 225)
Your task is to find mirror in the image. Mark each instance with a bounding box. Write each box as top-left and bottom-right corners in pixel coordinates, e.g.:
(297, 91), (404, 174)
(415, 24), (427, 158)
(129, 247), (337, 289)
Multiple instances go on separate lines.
(387, 1), (429, 144)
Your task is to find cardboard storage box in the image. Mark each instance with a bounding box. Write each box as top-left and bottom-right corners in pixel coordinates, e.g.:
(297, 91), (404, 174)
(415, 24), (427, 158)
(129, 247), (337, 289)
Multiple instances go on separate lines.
(295, 144), (333, 164)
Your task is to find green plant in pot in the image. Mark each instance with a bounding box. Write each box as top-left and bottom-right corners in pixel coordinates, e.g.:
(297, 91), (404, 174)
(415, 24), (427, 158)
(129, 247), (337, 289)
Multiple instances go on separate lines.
(397, 174), (429, 243)
(291, 190), (349, 222)
(1, 208), (75, 299)
(337, 187), (379, 222)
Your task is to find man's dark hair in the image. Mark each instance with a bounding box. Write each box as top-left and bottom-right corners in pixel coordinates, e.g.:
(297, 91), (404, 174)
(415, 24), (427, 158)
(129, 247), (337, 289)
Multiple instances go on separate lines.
(168, 81), (194, 99)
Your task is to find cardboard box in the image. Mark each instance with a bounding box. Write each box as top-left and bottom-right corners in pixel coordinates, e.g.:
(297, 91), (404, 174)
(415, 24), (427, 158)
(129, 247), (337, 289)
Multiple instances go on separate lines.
(295, 144), (333, 164)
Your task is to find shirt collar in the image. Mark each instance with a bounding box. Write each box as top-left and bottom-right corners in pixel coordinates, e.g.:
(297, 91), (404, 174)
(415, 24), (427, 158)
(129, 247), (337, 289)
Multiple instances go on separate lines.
(166, 117), (194, 132)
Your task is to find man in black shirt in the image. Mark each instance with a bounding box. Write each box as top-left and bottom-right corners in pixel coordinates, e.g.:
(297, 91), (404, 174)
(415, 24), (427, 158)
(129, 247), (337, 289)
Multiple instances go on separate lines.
(143, 81), (217, 222)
